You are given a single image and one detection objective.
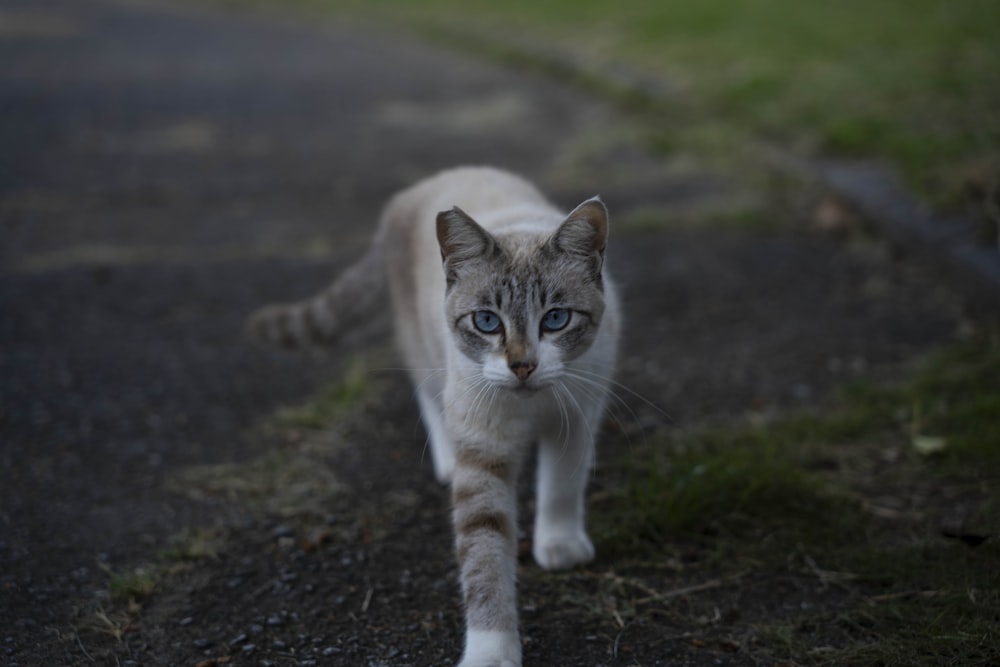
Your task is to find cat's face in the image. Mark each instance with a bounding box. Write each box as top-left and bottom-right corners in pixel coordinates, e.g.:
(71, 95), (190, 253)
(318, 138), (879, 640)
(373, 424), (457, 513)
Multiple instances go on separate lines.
(436, 199), (608, 392)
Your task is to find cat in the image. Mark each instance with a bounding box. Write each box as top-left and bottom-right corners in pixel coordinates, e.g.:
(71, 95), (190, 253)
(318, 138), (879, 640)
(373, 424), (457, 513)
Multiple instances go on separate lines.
(249, 166), (621, 667)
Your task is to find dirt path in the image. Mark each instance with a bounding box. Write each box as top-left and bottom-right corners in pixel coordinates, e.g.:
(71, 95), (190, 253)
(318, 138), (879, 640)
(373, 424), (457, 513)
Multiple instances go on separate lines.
(0, 1), (975, 665)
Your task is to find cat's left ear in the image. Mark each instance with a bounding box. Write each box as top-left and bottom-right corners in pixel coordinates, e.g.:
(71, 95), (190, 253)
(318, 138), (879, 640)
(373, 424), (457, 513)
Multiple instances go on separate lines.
(550, 196), (608, 278)
(436, 206), (499, 287)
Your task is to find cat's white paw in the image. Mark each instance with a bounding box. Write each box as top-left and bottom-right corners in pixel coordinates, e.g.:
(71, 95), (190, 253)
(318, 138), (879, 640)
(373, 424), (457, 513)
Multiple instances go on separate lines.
(432, 450), (455, 485)
(532, 528), (595, 571)
(457, 630), (521, 667)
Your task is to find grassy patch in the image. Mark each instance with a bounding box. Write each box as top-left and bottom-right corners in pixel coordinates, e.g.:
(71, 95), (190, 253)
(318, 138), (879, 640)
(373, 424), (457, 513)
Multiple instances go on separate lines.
(176, 443), (347, 517)
(595, 438), (864, 563)
(274, 356), (369, 429)
(761, 545), (999, 666)
(174, 356), (381, 516)
(588, 331), (1000, 664)
(74, 526), (231, 653)
(158, 526), (224, 562)
(224, 0), (1000, 221)
(106, 566), (157, 605)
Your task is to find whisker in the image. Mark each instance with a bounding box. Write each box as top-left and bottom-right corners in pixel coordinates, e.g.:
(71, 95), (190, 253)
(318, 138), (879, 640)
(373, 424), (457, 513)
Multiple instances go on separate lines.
(567, 366), (673, 424)
(465, 376), (496, 432)
(549, 382), (572, 463)
(368, 366), (449, 374)
(402, 369), (449, 463)
(561, 372), (646, 446)
(551, 382), (570, 446)
(554, 381), (599, 480)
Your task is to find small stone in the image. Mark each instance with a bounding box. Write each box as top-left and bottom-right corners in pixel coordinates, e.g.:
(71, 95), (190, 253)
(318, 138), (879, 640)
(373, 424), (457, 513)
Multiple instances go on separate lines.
(229, 632), (248, 646)
(272, 525), (294, 538)
(266, 614), (284, 626)
(178, 616), (194, 626)
(242, 643), (256, 654)
(322, 646), (341, 656)
(271, 639), (287, 650)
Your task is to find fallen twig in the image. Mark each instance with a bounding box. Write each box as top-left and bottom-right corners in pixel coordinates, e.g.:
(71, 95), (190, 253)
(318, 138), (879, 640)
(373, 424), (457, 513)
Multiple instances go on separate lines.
(604, 570), (750, 605)
(865, 590), (940, 604)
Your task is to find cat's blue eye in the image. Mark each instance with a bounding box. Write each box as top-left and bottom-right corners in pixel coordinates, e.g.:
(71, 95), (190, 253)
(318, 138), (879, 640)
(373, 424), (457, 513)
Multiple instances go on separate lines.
(541, 308), (571, 332)
(473, 310), (502, 334)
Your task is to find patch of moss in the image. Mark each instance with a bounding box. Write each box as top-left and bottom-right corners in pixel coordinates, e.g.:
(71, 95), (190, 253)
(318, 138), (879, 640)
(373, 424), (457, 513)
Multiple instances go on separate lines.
(158, 527), (223, 562)
(591, 331), (999, 665)
(275, 356), (369, 429)
(107, 567), (157, 604)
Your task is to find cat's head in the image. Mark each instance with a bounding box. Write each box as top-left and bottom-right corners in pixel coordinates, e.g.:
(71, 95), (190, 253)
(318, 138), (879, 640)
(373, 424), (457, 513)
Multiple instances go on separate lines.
(436, 198), (609, 391)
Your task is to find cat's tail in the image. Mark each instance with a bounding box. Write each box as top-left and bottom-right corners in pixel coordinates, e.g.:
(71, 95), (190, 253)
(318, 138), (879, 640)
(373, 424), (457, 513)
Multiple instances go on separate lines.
(247, 236), (386, 348)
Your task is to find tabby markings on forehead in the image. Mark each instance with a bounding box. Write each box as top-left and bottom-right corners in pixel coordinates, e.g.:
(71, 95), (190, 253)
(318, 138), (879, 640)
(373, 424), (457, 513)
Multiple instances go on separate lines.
(490, 273), (552, 305)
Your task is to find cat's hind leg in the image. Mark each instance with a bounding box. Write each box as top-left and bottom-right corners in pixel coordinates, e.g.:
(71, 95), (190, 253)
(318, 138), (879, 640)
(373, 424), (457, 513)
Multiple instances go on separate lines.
(415, 383), (456, 484)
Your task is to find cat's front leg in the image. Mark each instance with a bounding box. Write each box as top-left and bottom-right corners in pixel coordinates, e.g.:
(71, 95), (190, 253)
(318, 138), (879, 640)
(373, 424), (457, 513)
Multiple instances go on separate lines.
(532, 431), (596, 571)
(452, 446), (522, 667)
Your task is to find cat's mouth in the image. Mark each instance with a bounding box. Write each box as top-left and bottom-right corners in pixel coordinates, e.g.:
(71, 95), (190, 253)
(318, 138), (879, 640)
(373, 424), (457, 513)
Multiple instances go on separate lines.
(510, 382), (543, 396)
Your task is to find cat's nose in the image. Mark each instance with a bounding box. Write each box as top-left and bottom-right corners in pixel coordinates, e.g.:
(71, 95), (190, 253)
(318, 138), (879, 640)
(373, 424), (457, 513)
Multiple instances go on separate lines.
(508, 359), (537, 382)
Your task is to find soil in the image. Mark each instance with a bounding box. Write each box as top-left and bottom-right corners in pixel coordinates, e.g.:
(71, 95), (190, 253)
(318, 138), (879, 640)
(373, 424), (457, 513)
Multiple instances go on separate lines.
(0, 1), (983, 666)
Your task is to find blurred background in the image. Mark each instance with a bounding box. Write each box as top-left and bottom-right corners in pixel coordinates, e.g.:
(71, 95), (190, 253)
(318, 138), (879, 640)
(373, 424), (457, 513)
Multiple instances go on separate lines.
(1, 1), (997, 665)
(271, 0), (1000, 241)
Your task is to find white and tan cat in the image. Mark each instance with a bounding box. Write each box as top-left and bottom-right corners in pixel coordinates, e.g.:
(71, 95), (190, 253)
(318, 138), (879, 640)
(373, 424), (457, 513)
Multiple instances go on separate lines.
(250, 166), (620, 667)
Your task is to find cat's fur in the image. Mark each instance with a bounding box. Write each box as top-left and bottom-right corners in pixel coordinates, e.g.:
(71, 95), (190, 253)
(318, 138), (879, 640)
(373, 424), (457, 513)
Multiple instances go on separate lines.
(249, 166), (620, 667)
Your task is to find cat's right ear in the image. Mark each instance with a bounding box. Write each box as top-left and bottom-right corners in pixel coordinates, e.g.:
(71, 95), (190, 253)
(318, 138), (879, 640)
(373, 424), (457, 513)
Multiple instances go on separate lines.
(436, 207), (497, 284)
(549, 196), (609, 281)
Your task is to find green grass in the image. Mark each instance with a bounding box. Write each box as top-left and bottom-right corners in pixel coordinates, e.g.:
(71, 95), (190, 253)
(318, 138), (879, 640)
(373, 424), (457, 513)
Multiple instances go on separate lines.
(77, 529), (227, 646)
(226, 0), (1000, 223)
(173, 356), (380, 516)
(107, 567), (157, 604)
(588, 331), (1000, 665)
(274, 356), (369, 429)
(158, 527), (223, 562)
(594, 331), (1000, 554)
(595, 437), (864, 561)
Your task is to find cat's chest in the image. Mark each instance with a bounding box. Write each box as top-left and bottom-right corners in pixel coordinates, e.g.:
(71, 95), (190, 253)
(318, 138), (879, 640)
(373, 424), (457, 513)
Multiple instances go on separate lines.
(444, 382), (566, 438)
